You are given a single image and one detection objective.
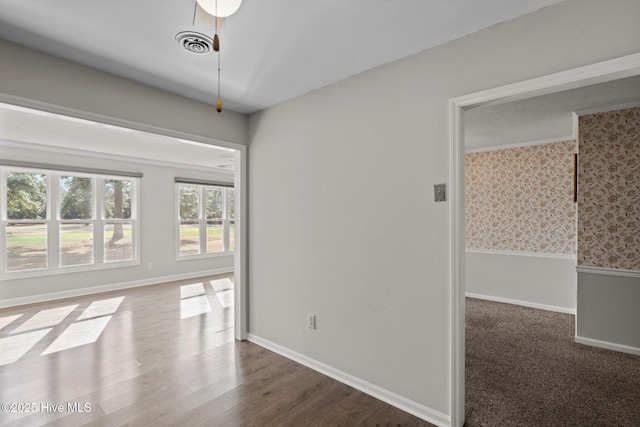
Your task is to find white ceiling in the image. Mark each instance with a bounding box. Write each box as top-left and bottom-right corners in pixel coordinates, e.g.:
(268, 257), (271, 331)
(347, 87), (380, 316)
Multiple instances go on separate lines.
(0, 0), (564, 114)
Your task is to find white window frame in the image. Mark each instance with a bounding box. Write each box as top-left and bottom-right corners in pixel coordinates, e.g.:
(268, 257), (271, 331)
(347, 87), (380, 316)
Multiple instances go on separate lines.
(1, 166), (140, 279)
(176, 183), (234, 259)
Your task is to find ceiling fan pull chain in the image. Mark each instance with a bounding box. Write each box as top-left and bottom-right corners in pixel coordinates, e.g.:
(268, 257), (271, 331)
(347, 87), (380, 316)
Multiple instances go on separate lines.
(215, 0), (222, 112)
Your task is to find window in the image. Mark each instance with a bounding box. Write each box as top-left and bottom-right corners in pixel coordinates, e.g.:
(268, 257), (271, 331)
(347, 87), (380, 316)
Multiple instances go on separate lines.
(177, 183), (234, 257)
(1, 166), (139, 277)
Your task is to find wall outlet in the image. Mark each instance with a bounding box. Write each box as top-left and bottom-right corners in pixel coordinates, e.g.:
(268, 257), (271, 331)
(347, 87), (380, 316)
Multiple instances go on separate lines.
(148, 262), (153, 270)
(307, 314), (316, 329)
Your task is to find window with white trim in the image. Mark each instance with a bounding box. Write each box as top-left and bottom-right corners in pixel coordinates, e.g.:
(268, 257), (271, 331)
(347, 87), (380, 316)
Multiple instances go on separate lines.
(177, 183), (234, 257)
(1, 166), (139, 277)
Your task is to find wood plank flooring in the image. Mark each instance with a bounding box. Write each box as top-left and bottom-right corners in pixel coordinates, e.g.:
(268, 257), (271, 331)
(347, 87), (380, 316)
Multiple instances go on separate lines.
(0, 274), (432, 426)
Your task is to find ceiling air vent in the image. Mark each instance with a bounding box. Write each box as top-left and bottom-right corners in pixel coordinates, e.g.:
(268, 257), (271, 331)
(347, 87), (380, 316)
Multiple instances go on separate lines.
(176, 31), (214, 55)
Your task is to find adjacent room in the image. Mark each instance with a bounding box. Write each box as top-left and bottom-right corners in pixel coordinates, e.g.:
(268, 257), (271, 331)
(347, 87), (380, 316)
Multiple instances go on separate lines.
(463, 76), (640, 425)
(1, 0), (639, 426)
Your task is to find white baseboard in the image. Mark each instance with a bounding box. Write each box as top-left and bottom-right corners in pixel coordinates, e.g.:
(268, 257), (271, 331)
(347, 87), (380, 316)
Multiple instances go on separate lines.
(466, 292), (576, 315)
(575, 336), (640, 356)
(0, 267), (234, 308)
(247, 334), (450, 427)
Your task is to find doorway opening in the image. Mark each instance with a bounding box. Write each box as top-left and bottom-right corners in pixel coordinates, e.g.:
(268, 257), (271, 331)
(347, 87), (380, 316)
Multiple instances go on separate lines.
(449, 53), (640, 427)
(0, 100), (247, 339)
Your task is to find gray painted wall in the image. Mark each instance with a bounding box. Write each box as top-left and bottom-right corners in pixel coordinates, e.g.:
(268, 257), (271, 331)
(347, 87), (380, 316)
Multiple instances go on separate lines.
(466, 251), (576, 312)
(248, 0), (640, 419)
(577, 272), (640, 350)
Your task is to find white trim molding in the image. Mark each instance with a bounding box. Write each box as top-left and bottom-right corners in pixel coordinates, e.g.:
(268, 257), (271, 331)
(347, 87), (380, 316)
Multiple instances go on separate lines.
(576, 265), (640, 279)
(0, 267), (234, 308)
(248, 334), (451, 427)
(466, 292), (576, 315)
(466, 248), (576, 261)
(575, 336), (640, 356)
(464, 135), (575, 154)
(448, 96), (466, 427)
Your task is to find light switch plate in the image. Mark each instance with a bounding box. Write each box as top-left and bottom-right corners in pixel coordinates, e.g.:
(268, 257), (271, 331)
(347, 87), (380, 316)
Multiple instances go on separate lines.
(434, 184), (446, 202)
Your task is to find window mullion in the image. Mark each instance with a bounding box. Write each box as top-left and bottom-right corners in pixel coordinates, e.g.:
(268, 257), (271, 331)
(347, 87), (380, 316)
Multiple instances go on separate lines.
(200, 186), (207, 254)
(1, 170), (6, 272)
(95, 178), (104, 264)
(50, 172), (60, 269)
(223, 188), (230, 252)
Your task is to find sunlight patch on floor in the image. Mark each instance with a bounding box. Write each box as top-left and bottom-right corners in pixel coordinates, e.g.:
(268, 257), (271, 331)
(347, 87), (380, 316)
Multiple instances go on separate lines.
(180, 295), (212, 319)
(0, 328), (52, 366)
(0, 314), (23, 331)
(216, 289), (234, 308)
(11, 305), (78, 334)
(180, 283), (206, 299)
(77, 296), (125, 320)
(211, 278), (233, 292)
(41, 316), (112, 355)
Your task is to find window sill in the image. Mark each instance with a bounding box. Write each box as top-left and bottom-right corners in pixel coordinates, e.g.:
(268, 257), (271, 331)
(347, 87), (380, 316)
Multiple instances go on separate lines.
(176, 252), (235, 261)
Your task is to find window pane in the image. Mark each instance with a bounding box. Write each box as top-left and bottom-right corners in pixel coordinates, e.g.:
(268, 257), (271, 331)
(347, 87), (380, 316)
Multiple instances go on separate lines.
(179, 185), (199, 220)
(206, 188), (223, 219)
(60, 176), (93, 220)
(229, 220), (235, 252)
(60, 223), (93, 266)
(180, 222), (200, 255)
(104, 222), (133, 262)
(104, 180), (132, 219)
(6, 223), (47, 271)
(6, 172), (47, 220)
(227, 189), (235, 220)
(206, 220), (223, 253)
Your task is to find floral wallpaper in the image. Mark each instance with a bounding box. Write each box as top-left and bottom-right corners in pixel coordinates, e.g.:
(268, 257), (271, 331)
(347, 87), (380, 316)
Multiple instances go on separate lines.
(577, 107), (640, 271)
(465, 141), (577, 254)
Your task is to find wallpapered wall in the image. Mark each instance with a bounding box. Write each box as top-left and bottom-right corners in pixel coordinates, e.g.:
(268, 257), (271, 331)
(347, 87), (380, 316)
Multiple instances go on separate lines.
(465, 140), (577, 254)
(577, 106), (640, 271)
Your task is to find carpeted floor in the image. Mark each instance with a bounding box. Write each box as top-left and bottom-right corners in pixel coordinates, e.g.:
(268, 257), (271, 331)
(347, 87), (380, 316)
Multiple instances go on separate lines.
(465, 298), (640, 427)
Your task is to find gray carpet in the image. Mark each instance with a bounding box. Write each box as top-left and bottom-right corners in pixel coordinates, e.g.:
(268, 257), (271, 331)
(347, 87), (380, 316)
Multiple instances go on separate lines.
(465, 298), (640, 426)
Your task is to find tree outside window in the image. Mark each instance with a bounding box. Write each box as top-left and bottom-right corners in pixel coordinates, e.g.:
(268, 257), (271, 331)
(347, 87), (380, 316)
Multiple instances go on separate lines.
(2, 167), (138, 276)
(177, 183), (234, 257)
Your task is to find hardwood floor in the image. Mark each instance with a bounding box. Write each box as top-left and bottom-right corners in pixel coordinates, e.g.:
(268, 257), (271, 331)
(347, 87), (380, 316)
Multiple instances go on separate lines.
(0, 274), (432, 426)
